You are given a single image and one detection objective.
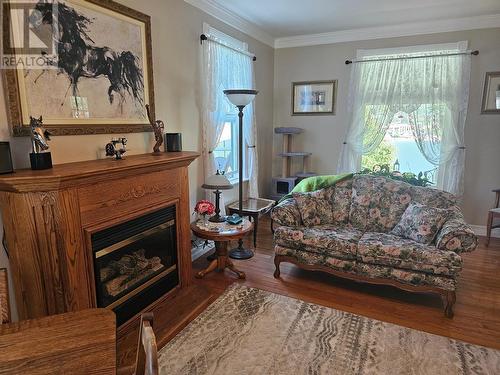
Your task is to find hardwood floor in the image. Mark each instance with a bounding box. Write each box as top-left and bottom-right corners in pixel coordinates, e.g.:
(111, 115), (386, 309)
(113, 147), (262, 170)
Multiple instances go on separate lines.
(118, 215), (500, 373)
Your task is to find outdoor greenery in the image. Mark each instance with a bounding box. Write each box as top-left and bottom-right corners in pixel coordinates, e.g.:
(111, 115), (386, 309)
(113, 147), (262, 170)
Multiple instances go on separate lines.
(359, 165), (433, 187)
(361, 140), (396, 171)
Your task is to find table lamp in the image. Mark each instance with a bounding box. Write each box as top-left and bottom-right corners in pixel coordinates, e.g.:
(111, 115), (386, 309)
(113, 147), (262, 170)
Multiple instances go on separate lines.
(202, 171), (233, 223)
(223, 88), (258, 259)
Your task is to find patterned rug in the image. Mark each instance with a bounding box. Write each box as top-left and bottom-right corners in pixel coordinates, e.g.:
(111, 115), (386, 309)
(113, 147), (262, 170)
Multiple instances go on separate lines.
(159, 285), (500, 374)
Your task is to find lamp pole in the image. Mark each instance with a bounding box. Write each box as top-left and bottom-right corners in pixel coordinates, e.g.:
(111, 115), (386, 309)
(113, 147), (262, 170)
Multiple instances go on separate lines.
(223, 89), (258, 260)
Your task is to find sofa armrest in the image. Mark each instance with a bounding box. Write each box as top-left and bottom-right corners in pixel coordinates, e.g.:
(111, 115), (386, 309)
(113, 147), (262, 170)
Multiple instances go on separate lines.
(271, 198), (302, 227)
(436, 211), (478, 254)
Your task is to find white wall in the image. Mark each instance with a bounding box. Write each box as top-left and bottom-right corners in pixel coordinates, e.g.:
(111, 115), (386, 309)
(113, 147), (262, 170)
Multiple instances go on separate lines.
(274, 28), (500, 226)
(0, 0), (274, 321)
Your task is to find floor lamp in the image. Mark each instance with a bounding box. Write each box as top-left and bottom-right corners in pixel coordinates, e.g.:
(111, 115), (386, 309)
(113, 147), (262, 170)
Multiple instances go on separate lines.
(223, 89), (258, 260)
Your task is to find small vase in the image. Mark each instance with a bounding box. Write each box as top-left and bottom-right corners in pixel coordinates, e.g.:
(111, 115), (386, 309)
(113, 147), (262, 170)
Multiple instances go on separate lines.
(201, 214), (209, 227)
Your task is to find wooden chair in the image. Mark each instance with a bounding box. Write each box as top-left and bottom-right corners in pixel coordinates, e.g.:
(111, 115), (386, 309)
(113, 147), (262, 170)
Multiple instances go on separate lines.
(134, 313), (159, 375)
(486, 188), (500, 246)
(0, 268), (10, 324)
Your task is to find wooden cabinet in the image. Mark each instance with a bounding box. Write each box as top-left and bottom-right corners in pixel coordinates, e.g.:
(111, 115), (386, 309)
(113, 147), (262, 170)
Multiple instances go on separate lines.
(0, 152), (199, 322)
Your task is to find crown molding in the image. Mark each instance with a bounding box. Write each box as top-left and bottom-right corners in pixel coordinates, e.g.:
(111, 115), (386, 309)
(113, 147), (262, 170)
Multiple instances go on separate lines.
(275, 14), (500, 49)
(184, 0), (275, 47)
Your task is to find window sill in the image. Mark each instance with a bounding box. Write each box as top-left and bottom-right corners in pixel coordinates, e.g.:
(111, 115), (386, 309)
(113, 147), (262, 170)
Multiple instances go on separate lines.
(228, 177), (249, 186)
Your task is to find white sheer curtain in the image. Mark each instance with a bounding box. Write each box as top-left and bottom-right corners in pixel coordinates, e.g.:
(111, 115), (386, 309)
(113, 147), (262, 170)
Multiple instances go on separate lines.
(201, 34), (259, 209)
(337, 43), (471, 196)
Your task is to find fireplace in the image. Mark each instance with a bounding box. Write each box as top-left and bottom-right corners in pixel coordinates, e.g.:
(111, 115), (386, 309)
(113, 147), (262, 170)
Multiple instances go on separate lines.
(92, 206), (179, 325)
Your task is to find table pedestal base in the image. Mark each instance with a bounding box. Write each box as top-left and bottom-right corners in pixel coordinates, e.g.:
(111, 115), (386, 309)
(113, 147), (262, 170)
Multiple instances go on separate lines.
(196, 241), (246, 279)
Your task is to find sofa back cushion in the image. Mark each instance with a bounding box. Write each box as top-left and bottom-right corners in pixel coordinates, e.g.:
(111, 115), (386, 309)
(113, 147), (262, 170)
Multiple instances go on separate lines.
(330, 179), (353, 224)
(293, 179), (354, 227)
(349, 175), (412, 232)
(410, 185), (457, 209)
(293, 187), (336, 226)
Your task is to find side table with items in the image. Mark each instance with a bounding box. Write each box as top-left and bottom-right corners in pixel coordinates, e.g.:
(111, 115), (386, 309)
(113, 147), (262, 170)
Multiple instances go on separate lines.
(227, 198), (275, 248)
(191, 219), (253, 279)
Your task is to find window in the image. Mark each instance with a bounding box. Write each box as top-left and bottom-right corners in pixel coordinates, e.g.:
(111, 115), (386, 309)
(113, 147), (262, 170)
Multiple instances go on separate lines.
(339, 41), (471, 194)
(361, 110), (439, 183)
(204, 23), (252, 184)
(213, 114), (239, 181)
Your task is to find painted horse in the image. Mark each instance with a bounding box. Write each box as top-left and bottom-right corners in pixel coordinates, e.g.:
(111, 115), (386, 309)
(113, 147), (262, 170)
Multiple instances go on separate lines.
(29, 1), (144, 109)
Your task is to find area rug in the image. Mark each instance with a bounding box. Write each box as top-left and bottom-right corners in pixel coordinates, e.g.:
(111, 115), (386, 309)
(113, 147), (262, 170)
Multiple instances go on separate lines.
(158, 285), (500, 374)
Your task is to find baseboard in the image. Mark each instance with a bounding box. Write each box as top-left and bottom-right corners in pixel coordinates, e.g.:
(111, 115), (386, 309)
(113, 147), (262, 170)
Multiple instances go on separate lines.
(469, 225), (500, 238)
(191, 240), (215, 261)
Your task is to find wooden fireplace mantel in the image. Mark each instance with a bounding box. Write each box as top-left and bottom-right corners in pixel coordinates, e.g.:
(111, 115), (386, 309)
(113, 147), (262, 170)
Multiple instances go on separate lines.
(0, 152), (199, 323)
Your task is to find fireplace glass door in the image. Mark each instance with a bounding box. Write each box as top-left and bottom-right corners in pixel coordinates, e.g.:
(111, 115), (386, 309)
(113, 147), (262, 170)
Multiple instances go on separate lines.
(92, 206), (178, 325)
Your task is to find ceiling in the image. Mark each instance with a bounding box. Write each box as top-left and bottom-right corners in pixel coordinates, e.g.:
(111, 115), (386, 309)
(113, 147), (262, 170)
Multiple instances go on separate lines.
(186, 0), (500, 47)
(211, 0), (500, 37)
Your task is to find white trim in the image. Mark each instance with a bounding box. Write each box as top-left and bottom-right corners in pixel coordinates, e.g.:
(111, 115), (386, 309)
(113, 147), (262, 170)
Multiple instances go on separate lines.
(275, 14), (500, 49)
(184, 0), (275, 47)
(469, 225), (500, 238)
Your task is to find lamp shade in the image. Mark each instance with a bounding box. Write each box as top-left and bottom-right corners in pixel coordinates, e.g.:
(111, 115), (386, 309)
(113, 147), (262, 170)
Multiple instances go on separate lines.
(202, 173), (233, 190)
(223, 89), (258, 106)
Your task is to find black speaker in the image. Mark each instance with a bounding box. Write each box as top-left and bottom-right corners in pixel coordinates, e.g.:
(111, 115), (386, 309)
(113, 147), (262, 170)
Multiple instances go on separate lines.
(165, 133), (182, 152)
(0, 142), (13, 174)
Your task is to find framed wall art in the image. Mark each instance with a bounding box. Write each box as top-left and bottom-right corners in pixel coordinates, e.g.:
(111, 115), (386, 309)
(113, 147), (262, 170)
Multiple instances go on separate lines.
(3, 0), (155, 136)
(481, 71), (500, 114)
(292, 80), (337, 115)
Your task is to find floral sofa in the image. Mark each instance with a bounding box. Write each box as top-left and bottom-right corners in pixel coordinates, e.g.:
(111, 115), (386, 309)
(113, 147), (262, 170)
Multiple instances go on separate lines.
(271, 174), (478, 317)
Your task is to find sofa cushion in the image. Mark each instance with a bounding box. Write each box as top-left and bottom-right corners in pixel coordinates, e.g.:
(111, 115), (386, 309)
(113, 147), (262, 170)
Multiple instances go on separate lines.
(349, 175), (412, 232)
(293, 187), (336, 226)
(410, 185), (457, 209)
(357, 232), (462, 277)
(274, 225), (363, 260)
(390, 203), (449, 245)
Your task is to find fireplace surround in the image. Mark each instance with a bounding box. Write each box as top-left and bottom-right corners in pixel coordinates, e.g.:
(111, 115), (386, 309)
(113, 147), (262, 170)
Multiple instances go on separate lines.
(0, 152), (199, 328)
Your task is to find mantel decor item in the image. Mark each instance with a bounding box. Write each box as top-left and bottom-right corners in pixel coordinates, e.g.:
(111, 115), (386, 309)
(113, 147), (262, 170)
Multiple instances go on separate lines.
(223, 88), (258, 260)
(202, 171), (233, 223)
(481, 71), (500, 114)
(105, 137), (127, 160)
(3, 0), (155, 136)
(146, 104), (164, 154)
(165, 133), (182, 152)
(29, 116), (53, 170)
(292, 80), (337, 115)
(0, 142), (14, 174)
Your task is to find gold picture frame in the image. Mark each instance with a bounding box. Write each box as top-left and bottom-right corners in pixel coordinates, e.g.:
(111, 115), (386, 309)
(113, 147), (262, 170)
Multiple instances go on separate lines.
(481, 71), (500, 114)
(3, 0), (155, 136)
(292, 80), (337, 116)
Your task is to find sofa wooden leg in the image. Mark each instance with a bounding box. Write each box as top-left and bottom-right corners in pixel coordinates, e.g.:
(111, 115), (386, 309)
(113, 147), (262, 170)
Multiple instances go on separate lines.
(442, 291), (456, 318)
(273, 256), (281, 279)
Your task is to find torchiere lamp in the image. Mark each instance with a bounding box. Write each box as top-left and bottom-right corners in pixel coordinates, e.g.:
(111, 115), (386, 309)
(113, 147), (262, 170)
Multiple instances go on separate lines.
(223, 88), (258, 260)
(202, 170), (233, 222)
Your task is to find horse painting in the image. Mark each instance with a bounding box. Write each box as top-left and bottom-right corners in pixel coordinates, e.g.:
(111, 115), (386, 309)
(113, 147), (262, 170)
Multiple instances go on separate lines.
(29, 0), (144, 112)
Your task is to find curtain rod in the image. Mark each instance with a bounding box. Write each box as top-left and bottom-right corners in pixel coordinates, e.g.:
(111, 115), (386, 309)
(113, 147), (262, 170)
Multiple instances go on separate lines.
(200, 34), (257, 61)
(345, 50), (478, 65)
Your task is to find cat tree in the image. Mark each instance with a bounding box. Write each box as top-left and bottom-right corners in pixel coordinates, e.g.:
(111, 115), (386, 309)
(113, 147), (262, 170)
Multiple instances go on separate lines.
(271, 127), (316, 200)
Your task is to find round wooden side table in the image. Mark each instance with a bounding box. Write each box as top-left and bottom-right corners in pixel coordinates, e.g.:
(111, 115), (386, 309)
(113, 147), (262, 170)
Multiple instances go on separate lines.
(191, 219), (253, 279)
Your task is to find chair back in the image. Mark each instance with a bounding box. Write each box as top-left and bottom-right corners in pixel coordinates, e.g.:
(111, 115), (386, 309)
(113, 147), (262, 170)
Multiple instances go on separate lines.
(134, 312), (159, 375)
(0, 268), (10, 324)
